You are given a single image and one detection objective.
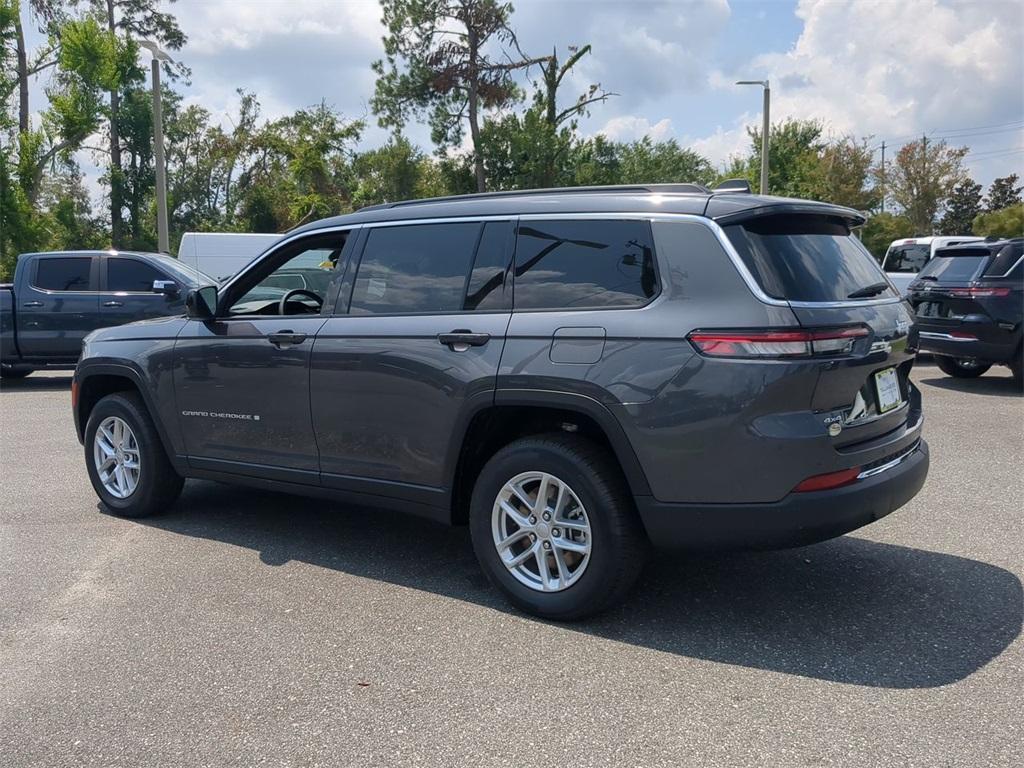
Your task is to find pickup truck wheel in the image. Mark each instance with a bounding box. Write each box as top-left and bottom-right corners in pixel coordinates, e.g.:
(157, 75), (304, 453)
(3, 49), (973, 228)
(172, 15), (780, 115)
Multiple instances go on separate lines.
(935, 355), (991, 378)
(0, 365), (33, 379)
(85, 392), (183, 518)
(469, 435), (647, 620)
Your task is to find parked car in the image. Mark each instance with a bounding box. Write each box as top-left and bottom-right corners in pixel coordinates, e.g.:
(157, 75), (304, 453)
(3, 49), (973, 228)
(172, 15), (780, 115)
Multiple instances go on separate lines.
(1, 250), (212, 379)
(73, 184), (929, 619)
(177, 232), (281, 282)
(908, 238), (1023, 383)
(882, 236), (985, 295)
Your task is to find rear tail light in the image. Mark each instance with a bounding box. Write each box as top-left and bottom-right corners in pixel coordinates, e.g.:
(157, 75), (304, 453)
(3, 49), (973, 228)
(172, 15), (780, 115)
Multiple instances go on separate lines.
(793, 467), (861, 493)
(687, 327), (869, 358)
(948, 287), (1011, 298)
(949, 331), (977, 340)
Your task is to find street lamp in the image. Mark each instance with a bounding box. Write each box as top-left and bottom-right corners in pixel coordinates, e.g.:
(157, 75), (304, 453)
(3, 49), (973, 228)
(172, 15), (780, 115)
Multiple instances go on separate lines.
(736, 79), (770, 195)
(138, 40), (171, 254)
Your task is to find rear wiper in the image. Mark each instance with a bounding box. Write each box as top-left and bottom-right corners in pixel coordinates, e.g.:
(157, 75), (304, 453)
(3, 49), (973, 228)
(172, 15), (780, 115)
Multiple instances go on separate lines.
(917, 275), (938, 281)
(847, 282), (891, 299)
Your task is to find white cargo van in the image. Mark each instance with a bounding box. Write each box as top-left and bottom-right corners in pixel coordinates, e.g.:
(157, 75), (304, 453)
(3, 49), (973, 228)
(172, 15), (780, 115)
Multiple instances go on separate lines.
(882, 236), (985, 295)
(177, 232), (282, 282)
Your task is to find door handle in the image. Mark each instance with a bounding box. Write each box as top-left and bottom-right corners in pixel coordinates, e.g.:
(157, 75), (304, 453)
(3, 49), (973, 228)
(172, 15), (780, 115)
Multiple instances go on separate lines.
(22, 301), (43, 308)
(102, 301), (124, 308)
(268, 330), (307, 348)
(438, 330), (491, 350)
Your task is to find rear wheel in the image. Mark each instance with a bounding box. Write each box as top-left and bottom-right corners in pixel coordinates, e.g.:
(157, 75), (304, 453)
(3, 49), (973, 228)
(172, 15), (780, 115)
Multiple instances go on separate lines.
(469, 435), (647, 620)
(84, 392), (183, 518)
(935, 355), (991, 378)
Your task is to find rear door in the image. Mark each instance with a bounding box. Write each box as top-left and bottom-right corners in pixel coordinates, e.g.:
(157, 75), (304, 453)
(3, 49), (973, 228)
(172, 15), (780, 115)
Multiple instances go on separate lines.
(310, 219), (513, 501)
(16, 254), (99, 359)
(99, 255), (184, 325)
(724, 214), (917, 446)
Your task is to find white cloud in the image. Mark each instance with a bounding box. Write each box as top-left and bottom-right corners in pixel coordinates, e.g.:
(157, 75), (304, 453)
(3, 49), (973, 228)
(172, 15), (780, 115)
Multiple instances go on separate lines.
(598, 116), (674, 142)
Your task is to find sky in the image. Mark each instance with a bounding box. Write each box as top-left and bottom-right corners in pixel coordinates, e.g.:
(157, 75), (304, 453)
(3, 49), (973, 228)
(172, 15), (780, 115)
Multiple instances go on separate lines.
(22, 0), (1024, 202)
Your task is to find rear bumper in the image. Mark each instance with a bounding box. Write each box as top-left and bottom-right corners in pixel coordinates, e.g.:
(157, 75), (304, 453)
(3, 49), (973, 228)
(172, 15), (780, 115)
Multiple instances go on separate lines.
(635, 438), (929, 551)
(918, 330), (1019, 364)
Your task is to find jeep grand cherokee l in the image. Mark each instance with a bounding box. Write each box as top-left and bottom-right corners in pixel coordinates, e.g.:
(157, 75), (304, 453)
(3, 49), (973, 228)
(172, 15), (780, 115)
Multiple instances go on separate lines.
(73, 184), (929, 619)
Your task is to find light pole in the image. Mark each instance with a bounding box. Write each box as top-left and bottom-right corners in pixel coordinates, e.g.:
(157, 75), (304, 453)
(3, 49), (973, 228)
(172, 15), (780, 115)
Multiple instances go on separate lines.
(736, 79), (770, 195)
(138, 40), (171, 253)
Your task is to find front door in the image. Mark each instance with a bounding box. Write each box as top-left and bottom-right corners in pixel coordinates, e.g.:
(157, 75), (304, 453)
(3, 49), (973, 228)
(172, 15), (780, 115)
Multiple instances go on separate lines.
(173, 231), (351, 482)
(99, 255), (186, 326)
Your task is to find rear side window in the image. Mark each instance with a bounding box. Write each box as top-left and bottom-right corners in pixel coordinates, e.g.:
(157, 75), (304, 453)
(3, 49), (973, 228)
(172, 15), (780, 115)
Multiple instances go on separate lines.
(34, 257), (94, 291)
(884, 244), (930, 273)
(350, 223), (481, 314)
(724, 215), (893, 302)
(918, 251), (988, 282)
(983, 241), (1023, 277)
(107, 258), (166, 292)
(513, 219), (658, 310)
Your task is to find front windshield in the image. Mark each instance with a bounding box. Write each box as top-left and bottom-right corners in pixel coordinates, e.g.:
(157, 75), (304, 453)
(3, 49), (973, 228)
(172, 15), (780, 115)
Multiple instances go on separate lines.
(150, 254), (216, 286)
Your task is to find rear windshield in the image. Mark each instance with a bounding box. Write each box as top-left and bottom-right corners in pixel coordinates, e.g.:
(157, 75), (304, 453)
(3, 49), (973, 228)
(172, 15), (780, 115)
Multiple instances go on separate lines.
(884, 244), (930, 273)
(983, 241), (1023, 277)
(918, 250), (988, 282)
(724, 215), (894, 302)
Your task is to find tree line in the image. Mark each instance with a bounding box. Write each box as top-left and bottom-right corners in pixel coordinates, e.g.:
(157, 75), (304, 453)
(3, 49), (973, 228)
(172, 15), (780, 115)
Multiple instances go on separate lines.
(2, 0), (1022, 280)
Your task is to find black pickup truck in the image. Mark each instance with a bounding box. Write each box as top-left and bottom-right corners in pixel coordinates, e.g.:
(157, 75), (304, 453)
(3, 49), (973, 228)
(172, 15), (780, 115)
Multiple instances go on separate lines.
(1, 250), (211, 379)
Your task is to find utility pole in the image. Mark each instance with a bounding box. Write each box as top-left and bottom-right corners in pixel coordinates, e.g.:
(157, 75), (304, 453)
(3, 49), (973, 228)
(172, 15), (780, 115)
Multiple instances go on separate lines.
(880, 141), (886, 214)
(139, 41), (172, 253)
(736, 79), (770, 194)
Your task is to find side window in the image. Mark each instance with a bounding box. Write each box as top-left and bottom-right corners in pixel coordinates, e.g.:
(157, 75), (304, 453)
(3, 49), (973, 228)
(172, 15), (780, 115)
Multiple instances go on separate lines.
(350, 223), (481, 315)
(34, 257), (95, 292)
(513, 219), (659, 310)
(107, 258), (166, 292)
(983, 242), (1023, 277)
(464, 221), (512, 311)
(228, 233), (347, 316)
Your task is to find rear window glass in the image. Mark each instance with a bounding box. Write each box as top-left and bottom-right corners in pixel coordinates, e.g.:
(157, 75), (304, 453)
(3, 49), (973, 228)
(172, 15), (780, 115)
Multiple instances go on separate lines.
(918, 252), (988, 282)
(884, 244), (930, 273)
(513, 220), (658, 310)
(34, 257), (94, 291)
(724, 215), (893, 302)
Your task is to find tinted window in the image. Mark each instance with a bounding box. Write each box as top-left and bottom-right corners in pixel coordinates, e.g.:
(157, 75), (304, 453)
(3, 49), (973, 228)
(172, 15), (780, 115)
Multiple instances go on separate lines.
(983, 241), (1023, 277)
(885, 244), (930, 273)
(34, 257), (94, 291)
(350, 223), (481, 314)
(465, 222), (511, 311)
(514, 220), (658, 310)
(107, 258), (166, 292)
(918, 253), (988, 282)
(229, 233), (346, 315)
(725, 215), (894, 302)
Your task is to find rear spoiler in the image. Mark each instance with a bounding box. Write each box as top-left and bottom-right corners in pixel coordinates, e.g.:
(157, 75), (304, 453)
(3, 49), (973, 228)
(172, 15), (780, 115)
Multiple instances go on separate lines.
(708, 199), (867, 228)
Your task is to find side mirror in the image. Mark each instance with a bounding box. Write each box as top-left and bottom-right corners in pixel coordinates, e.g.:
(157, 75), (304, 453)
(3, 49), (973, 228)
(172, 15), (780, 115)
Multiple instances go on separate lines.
(152, 279), (179, 298)
(185, 285), (218, 320)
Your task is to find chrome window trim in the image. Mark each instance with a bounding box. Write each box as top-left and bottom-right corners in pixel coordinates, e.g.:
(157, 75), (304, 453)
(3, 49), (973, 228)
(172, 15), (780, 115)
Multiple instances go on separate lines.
(221, 211), (906, 312)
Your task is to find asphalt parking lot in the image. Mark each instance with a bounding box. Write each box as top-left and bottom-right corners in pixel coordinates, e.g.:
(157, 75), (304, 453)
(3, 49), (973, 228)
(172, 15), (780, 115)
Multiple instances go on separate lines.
(1, 361), (1021, 767)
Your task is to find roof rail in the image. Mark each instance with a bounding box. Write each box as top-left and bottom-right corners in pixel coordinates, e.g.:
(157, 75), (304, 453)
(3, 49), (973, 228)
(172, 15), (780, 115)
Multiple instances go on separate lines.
(713, 178), (752, 194)
(366, 183), (712, 210)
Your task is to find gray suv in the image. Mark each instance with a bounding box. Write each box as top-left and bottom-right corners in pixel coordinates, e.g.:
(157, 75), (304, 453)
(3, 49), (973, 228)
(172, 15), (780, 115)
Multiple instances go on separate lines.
(73, 185), (929, 619)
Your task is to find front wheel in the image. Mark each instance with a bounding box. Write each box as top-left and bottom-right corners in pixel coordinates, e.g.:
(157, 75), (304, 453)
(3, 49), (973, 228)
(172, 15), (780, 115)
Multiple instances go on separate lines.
(0, 365), (33, 380)
(935, 355), (991, 378)
(84, 392), (184, 518)
(469, 435), (648, 620)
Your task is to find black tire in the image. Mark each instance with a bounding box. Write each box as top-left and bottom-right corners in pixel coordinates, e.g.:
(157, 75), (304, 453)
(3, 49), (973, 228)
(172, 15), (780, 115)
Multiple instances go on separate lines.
(84, 392), (183, 518)
(935, 355), (991, 378)
(469, 435), (648, 620)
(0, 365), (33, 380)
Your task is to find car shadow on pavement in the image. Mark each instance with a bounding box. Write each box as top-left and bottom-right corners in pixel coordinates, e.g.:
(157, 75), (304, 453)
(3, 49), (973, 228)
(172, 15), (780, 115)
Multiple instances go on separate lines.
(917, 374), (1022, 397)
(0, 374), (73, 392)
(136, 480), (1022, 691)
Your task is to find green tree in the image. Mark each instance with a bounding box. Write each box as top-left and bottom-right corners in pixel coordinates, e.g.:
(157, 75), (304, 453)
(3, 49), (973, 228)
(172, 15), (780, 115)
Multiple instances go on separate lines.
(984, 174), (1022, 212)
(805, 136), (877, 211)
(743, 119), (824, 198)
(938, 178), (982, 235)
(615, 137), (714, 185)
(351, 136), (446, 208)
(372, 0), (545, 192)
(882, 137), (967, 235)
(973, 204), (1024, 239)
